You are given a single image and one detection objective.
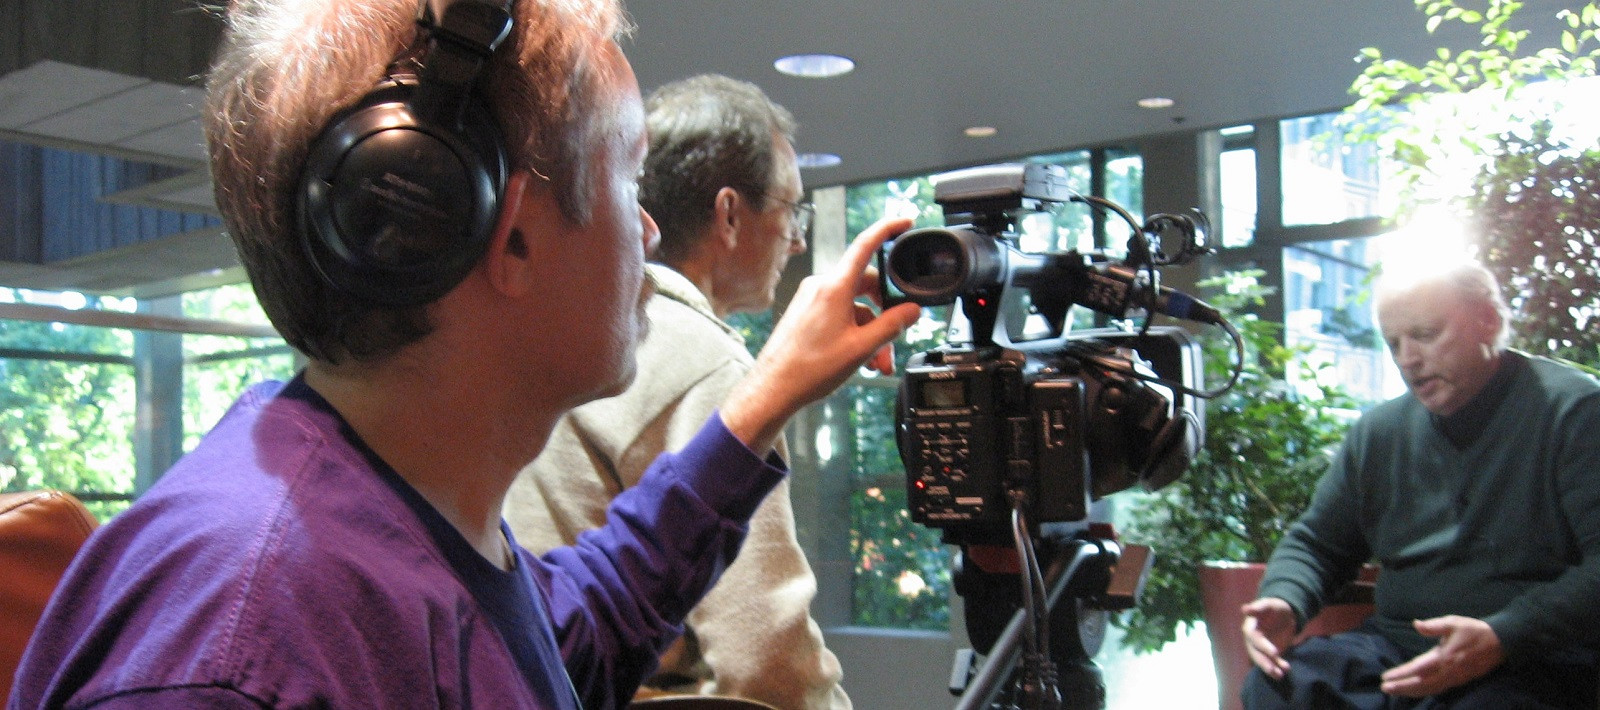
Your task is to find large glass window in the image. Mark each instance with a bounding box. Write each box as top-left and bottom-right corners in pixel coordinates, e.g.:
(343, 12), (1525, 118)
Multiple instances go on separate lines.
(0, 290), (137, 519)
(1104, 150), (1144, 240)
(0, 285), (293, 521)
(841, 381), (951, 630)
(839, 166), (948, 629)
(1280, 113), (1386, 227)
(1282, 239), (1388, 402)
(179, 285), (297, 452)
(1218, 126), (1257, 248)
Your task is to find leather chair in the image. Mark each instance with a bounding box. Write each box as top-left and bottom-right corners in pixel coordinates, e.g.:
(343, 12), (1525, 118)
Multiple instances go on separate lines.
(1202, 563), (1378, 710)
(1, 490), (99, 700)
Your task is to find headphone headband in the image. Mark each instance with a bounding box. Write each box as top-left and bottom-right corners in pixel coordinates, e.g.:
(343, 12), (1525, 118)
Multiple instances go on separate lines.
(413, 0), (513, 126)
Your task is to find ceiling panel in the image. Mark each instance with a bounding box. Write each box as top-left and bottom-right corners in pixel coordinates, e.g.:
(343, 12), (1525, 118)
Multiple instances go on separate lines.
(0, 0), (1581, 296)
(0, 60), (146, 130)
(114, 115), (207, 165)
(28, 80), (205, 148)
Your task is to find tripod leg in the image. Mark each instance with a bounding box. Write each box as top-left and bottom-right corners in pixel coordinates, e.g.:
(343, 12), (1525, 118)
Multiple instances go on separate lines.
(949, 649), (978, 696)
(1049, 598), (1106, 710)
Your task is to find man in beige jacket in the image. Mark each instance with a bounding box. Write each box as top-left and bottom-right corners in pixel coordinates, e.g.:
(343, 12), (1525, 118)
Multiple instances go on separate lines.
(505, 74), (848, 710)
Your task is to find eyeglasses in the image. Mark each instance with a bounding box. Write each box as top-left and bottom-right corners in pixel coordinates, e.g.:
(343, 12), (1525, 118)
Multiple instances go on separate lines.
(770, 196), (815, 241)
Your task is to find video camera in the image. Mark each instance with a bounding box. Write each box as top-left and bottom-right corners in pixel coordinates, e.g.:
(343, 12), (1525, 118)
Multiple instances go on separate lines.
(880, 163), (1217, 547)
(878, 163), (1238, 709)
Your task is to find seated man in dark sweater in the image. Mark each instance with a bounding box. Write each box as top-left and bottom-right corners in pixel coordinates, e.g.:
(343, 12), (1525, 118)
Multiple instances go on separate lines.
(1240, 260), (1600, 709)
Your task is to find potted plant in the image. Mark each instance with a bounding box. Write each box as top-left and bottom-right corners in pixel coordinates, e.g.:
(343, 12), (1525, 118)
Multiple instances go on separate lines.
(1113, 270), (1361, 710)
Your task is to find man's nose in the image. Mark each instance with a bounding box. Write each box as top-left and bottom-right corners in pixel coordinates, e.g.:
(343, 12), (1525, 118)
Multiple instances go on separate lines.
(641, 207), (661, 258)
(1393, 339), (1420, 367)
(788, 230), (807, 255)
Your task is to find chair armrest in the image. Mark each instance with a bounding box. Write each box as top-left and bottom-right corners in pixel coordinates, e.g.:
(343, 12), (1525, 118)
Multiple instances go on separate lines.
(1, 490), (100, 699)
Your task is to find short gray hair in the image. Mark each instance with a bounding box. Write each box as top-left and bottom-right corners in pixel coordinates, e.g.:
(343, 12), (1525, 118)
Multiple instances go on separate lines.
(1377, 259), (1512, 349)
(639, 74), (797, 266)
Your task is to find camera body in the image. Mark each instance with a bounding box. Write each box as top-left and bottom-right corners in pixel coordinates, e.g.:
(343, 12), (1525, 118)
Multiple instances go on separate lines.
(899, 345), (1085, 530)
(899, 329), (1200, 545)
(885, 164), (1206, 545)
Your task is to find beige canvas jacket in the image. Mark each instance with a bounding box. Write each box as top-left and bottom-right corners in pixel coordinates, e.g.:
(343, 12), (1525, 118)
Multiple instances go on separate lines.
(505, 264), (850, 710)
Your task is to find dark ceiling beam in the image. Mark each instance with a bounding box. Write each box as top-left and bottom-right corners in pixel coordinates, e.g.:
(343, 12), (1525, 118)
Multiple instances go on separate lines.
(0, 0), (221, 85)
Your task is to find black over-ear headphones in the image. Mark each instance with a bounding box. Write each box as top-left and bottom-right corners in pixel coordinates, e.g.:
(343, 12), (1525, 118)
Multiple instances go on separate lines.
(298, 0), (515, 306)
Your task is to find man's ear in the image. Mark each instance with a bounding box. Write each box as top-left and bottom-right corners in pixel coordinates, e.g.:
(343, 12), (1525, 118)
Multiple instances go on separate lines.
(481, 171), (539, 296)
(1469, 301), (1502, 340)
(711, 186), (742, 251)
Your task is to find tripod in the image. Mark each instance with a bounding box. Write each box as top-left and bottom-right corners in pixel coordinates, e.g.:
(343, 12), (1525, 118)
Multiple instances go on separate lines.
(949, 531), (1152, 710)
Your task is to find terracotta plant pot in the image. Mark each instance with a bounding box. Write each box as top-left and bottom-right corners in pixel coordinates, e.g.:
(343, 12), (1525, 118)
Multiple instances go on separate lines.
(1198, 561), (1378, 710)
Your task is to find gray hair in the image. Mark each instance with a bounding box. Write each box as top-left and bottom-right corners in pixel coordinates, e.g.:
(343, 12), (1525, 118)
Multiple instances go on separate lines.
(639, 74), (797, 266)
(203, 0), (630, 364)
(1377, 259), (1512, 349)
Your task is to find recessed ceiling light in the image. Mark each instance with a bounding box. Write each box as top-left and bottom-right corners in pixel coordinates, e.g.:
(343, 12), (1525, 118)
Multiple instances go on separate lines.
(774, 54), (855, 78)
(797, 152), (842, 169)
(1137, 96), (1176, 109)
(964, 125), (998, 138)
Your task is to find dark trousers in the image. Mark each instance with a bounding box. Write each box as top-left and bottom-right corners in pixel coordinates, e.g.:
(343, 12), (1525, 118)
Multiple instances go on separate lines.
(1239, 624), (1598, 709)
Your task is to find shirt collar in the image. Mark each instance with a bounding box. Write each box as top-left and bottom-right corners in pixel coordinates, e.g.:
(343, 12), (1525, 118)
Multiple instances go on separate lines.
(647, 263), (743, 343)
(1432, 349), (1526, 449)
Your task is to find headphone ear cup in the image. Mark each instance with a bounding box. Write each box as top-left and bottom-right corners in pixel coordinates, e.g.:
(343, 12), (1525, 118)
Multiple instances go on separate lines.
(298, 81), (507, 307)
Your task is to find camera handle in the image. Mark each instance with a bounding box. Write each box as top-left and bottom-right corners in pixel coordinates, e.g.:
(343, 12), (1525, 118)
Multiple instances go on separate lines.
(951, 535), (1130, 710)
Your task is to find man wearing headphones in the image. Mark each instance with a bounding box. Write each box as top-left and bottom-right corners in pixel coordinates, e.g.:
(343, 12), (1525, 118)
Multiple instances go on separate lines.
(7, 1), (919, 708)
(505, 74), (848, 709)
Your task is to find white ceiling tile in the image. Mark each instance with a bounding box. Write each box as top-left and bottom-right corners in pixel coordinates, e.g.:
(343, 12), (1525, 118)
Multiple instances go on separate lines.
(0, 60), (146, 130)
(116, 115), (208, 164)
(26, 80), (202, 147)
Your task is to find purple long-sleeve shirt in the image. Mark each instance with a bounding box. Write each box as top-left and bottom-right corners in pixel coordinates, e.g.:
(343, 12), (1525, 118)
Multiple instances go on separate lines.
(9, 376), (783, 709)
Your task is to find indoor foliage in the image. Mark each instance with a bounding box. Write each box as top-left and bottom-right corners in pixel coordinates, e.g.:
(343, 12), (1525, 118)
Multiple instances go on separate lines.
(1349, 0), (1600, 367)
(1113, 272), (1360, 652)
(1468, 122), (1600, 367)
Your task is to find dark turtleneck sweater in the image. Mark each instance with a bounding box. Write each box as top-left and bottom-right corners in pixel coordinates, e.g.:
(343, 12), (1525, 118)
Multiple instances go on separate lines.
(1258, 351), (1600, 662)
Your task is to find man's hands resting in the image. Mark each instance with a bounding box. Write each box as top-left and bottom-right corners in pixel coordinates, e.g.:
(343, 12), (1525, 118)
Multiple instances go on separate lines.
(1241, 597), (1505, 698)
(1241, 597), (1297, 681)
(1379, 616), (1504, 697)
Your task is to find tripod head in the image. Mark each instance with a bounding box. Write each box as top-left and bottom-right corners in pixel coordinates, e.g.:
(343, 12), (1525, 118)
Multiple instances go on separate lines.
(949, 525), (1153, 710)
